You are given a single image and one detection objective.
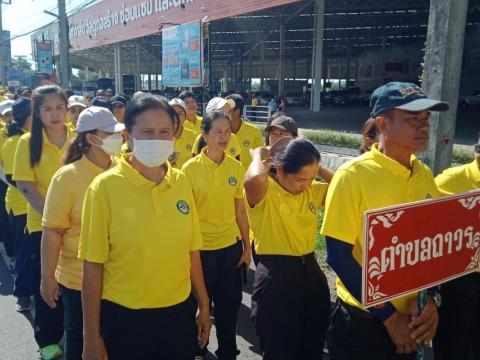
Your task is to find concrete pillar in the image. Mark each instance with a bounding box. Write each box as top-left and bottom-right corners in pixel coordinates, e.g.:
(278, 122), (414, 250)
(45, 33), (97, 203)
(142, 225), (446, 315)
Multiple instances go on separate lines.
(310, 0), (325, 112)
(278, 18), (285, 97)
(260, 41), (265, 90)
(85, 66), (89, 82)
(423, 0), (469, 174)
(114, 43), (123, 94)
(345, 46), (351, 88)
(134, 43), (141, 91)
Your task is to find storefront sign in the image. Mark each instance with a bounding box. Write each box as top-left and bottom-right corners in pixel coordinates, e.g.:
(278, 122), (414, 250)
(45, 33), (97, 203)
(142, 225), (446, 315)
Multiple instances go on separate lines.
(32, 0), (301, 53)
(362, 190), (480, 308)
(34, 40), (54, 75)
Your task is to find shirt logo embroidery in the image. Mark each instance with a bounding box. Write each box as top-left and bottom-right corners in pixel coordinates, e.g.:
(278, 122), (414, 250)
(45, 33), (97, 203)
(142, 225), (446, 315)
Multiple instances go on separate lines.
(176, 200), (190, 215)
(243, 139), (251, 147)
(186, 144), (192, 151)
(228, 176), (238, 186)
(425, 193), (433, 199)
(230, 148), (237, 155)
(308, 201), (316, 214)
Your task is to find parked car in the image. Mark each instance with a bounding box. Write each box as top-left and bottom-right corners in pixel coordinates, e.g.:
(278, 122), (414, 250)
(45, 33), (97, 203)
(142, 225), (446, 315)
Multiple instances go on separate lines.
(285, 93), (307, 107)
(459, 92), (480, 109)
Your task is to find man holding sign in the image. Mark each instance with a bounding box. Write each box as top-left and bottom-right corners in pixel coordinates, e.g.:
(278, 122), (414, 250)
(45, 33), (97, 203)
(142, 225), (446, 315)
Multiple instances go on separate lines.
(435, 138), (480, 360)
(321, 82), (448, 359)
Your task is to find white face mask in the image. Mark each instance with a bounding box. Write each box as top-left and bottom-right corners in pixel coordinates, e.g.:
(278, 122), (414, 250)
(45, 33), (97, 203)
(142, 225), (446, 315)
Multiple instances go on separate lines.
(132, 138), (174, 167)
(94, 133), (123, 155)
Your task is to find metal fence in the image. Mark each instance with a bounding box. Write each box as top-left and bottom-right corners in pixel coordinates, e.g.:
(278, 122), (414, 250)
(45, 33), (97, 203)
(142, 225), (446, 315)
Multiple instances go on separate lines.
(243, 105), (271, 123)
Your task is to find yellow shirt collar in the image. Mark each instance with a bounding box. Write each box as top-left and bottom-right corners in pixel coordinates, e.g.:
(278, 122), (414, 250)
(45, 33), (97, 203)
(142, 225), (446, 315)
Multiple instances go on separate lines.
(41, 126), (73, 150)
(370, 144), (421, 178)
(199, 147), (227, 168)
(467, 159), (480, 186)
(79, 155), (116, 176)
(118, 154), (174, 188)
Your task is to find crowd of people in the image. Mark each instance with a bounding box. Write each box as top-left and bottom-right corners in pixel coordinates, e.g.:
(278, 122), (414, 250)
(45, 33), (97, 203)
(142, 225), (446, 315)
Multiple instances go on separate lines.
(0, 81), (478, 360)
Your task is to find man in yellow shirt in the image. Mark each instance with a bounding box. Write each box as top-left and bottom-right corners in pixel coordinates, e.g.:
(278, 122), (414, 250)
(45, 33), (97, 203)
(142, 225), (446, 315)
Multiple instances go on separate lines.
(322, 82), (448, 360)
(225, 94), (264, 168)
(169, 98), (197, 168)
(434, 139), (480, 360)
(179, 91), (203, 134)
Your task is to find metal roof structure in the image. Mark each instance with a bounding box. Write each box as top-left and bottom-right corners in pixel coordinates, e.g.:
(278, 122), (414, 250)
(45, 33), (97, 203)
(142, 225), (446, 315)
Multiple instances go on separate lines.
(67, 0), (480, 79)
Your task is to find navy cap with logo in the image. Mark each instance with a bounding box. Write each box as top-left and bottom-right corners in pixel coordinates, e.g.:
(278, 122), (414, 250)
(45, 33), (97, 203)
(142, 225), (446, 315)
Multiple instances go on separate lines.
(370, 82), (449, 118)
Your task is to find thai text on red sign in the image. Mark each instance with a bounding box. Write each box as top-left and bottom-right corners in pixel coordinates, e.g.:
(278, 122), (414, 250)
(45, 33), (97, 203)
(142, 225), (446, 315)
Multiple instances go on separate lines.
(362, 190), (480, 308)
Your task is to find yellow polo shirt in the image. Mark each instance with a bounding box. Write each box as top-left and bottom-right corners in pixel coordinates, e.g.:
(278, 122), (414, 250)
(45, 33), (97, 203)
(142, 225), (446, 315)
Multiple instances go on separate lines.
(42, 156), (115, 291)
(184, 114), (202, 135)
(246, 176), (327, 256)
(173, 126), (197, 169)
(1, 134), (27, 215)
(78, 155), (203, 309)
(435, 160), (480, 194)
(235, 119), (264, 169)
(12, 128), (74, 233)
(182, 148), (244, 250)
(321, 145), (440, 315)
(193, 133), (241, 160)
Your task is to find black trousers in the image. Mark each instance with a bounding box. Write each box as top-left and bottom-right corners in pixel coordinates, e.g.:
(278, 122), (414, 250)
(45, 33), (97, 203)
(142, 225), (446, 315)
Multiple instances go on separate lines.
(251, 253), (330, 360)
(10, 213), (30, 297)
(60, 285), (83, 360)
(328, 300), (415, 360)
(0, 182), (13, 257)
(100, 296), (197, 360)
(29, 231), (64, 348)
(436, 273), (480, 360)
(198, 241), (243, 359)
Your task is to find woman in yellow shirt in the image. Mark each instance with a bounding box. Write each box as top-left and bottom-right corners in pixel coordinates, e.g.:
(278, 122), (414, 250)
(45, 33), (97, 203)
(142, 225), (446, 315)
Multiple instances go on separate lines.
(244, 137), (331, 360)
(182, 110), (251, 359)
(12, 85), (74, 360)
(2, 98), (32, 312)
(169, 98), (197, 169)
(40, 107), (124, 360)
(79, 94), (211, 360)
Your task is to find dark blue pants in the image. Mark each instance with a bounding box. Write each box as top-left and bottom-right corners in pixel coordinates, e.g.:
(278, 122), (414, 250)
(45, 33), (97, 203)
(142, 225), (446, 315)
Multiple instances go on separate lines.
(100, 296), (197, 360)
(436, 273), (480, 360)
(10, 212), (30, 297)
(252, 253), (330, 360)
(198, 241), (243, 360)
(60, 285), (83, 360)
(29, 231), (64, 348)
(0, 182), (13, 257)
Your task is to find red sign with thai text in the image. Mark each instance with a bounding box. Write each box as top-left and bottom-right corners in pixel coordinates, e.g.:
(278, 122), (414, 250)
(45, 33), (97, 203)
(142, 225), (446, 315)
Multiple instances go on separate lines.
(362, 190), (480, 308)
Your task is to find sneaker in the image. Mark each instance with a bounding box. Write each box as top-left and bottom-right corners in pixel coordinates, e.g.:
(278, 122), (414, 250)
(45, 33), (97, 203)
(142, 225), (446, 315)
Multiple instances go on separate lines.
(39, 344), (63, 360)
(15, 296), (31, 312)
(194, 357), (204, 360)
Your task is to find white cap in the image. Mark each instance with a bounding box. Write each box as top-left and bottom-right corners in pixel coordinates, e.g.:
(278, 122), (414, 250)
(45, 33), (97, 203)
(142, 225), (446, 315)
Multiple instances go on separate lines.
(0, 100), (14, 116)
(68, 95), (87, 109)
(206, 97), (235, 113)
(75, 106), (125, 133)
(169, 98), (186, 112)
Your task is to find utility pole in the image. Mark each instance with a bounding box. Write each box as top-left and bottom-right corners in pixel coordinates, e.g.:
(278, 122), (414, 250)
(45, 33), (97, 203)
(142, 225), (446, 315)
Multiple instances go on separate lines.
(44, 0), (70, 87)
(58, 0), (70, 87)
(422, 0), (469, 175)
(0, 1), (12, 87)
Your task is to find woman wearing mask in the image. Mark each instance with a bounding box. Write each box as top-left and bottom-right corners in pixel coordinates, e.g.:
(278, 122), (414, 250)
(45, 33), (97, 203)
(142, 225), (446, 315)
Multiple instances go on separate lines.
(182, 111), (250, 360)
(169, 98), (197, 169)
(2, 97), (32, 312)
(13, 85), (75, 360)
(40, 107), (124, 360)
(79, 95), (211, 360)
(244, 138), (331, 360)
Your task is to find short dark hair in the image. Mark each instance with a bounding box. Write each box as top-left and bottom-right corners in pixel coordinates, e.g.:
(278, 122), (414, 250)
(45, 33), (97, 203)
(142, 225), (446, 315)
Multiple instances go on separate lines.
(272, 138), (320, 175)
(178, 91), (197, 102)
(225, 93), (244, 114)
(124, 94), (179, 133)
(196, 110), (230, 153)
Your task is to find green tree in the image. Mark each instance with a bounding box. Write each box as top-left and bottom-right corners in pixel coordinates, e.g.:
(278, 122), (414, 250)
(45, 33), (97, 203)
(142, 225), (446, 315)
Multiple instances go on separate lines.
(11, 55), (35, 76)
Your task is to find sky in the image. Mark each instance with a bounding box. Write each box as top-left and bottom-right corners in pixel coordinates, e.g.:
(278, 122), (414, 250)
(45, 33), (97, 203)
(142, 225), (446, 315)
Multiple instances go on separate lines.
(2, 0), (98, 60)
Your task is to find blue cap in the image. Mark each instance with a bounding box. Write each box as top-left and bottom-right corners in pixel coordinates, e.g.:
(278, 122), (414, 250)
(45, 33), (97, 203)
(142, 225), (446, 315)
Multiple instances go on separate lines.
(12, 97), (31, 121)
(370, 82), (449, 117)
